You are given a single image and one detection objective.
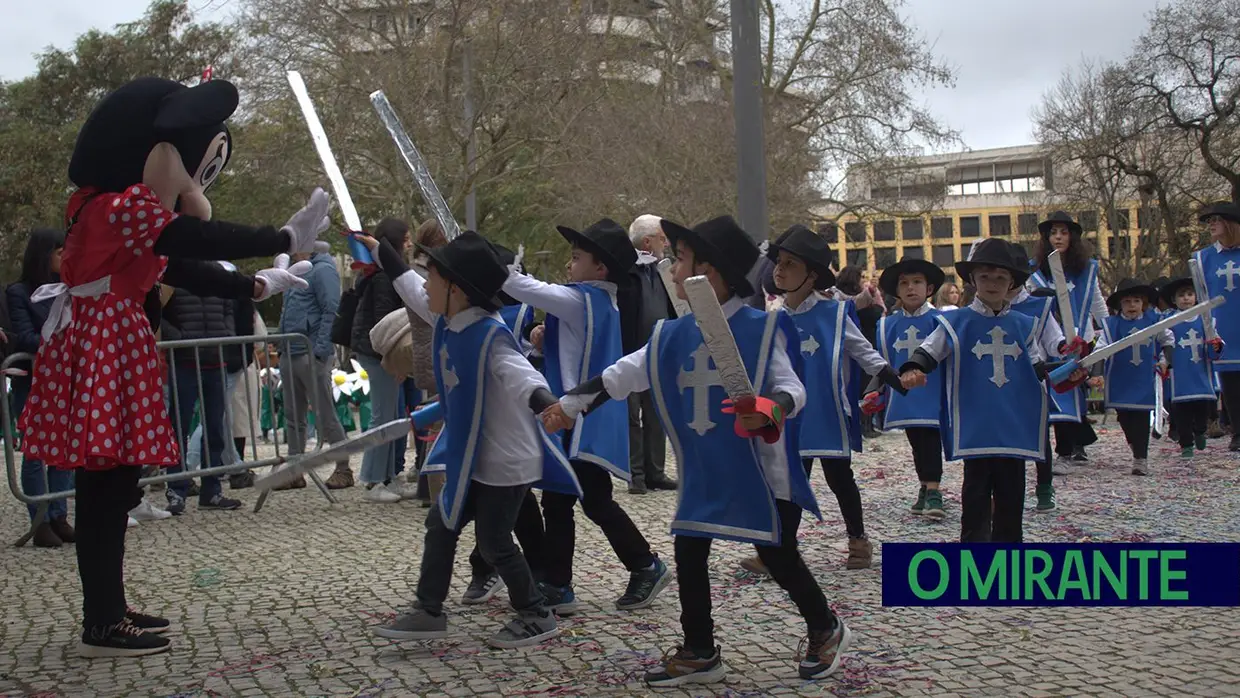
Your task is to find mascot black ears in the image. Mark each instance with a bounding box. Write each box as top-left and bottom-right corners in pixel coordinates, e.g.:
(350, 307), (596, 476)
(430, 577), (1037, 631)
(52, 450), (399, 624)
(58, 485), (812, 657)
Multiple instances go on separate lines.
(68, 77), (238, 221)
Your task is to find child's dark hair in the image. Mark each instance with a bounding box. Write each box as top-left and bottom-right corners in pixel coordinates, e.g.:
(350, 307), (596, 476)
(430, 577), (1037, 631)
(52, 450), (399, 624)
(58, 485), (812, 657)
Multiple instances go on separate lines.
(374, 217), (410, 252)
(835, 266), (864, 295)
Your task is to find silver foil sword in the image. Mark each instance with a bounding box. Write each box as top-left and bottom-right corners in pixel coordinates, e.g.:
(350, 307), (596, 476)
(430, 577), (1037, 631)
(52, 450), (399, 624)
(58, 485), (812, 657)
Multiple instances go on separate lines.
(1047, 250), (1077, 344)
(1188, 258), (1219, 343)
(681, 275), (756, 407)
(658, 259), (691, 317)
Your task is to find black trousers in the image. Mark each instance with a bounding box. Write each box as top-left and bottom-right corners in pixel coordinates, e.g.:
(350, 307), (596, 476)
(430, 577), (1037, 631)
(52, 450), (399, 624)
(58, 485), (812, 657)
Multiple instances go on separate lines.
(76, 465), (143, 630)
(1220, 372), (1240, 432)
(628, 392), (667, 484)
(469, 489), (546, 580)
(1052, 422), (1077, 457)
(1036, 424), (1052, 487)
(542, 459), (655, 587)
(905, 427), (942, 483)
(1172, 400), (1212, 447)
(675, 499), (834, 655)
(960, 458), (1024, 543)
(1115, 409), (1151, 459)
(804, 457), (864, 538)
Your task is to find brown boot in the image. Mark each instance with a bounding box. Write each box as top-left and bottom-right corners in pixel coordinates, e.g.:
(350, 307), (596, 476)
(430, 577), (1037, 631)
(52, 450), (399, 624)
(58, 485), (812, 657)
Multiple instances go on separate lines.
(273, 475), (307, 491)
(325, 467), (354, 490)
(846, 537), (872, 569)
(1207, 419), (1226, 439)
(50, 517), (76, 544)
(32, 522), (62, 548)
(740, 555), (770, 576)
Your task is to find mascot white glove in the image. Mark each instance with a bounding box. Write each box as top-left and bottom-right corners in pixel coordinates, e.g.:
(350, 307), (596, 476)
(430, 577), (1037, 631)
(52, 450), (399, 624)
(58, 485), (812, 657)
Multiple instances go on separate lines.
(281, 188), (332, 254)
(254, 253), (313, 301)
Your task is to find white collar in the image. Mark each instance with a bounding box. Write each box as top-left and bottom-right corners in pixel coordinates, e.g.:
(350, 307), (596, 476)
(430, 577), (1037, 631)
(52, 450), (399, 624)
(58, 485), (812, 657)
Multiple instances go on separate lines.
(969, 297), (1010, 317)
(781, 290), (825, 315)
(635, 251), (659, 266)
(722, 295), (745, 318)
(446, 306), (499, 332)
(903, 301), (934, 317)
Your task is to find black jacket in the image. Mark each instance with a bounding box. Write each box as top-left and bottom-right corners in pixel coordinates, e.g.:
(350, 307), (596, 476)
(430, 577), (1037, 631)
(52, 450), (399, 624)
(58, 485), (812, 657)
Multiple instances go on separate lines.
(0, 284), (10, 364)
(161, 265), (258, 372)
(350, 270), (402, 359)
(620, 259), (675, 354)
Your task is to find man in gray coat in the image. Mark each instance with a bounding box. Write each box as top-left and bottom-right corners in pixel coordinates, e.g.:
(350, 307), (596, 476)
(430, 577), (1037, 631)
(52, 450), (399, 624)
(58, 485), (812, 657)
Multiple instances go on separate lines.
(276, 249), (353, 489)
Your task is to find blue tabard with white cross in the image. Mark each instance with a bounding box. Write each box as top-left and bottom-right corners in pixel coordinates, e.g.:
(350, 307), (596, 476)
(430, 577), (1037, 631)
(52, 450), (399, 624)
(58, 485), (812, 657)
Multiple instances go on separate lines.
(1102, 312), (1159, 411)
(1169, 316), (1217, 402)
(1029, 258), (1100, 341)
(429, 316), (581, 530)
(937, 308), (1047, 461)
(543, 283), (630, 479)
(648, 307), (820, 545)
(1012, 294), (1082, 424)
(500, 303), (534, 342)
(786, 299), (863, 457)
(1193, 245), (1240, 372)
(877, 308), (943, 429)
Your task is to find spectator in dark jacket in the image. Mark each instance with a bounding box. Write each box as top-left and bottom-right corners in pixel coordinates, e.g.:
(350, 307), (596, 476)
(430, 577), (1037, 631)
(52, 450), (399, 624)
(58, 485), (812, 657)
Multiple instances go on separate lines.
(6, 228), (73, 547)
(621, 215), (678, 493)
(353, 218), (413, 501)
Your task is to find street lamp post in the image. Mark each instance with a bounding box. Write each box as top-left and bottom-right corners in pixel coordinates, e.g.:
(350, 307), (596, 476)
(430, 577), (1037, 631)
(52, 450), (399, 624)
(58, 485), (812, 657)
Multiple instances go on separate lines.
(729, 0), (767, 243)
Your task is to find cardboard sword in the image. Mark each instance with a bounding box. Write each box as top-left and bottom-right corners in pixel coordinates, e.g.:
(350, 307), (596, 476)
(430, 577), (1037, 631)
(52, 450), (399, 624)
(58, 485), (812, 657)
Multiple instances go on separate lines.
(254, 419), (411, 493)
(1188, 258), (1219, 343)
(1048, 296), (1225, 390)
(658, 258), (691, 317)
(1047, 250), (1077, 344)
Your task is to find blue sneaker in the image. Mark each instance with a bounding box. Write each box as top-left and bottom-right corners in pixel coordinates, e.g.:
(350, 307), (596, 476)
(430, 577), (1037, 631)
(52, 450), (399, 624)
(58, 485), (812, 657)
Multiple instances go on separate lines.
(538, 582), (579, 616)
(616, 558), (673, 610)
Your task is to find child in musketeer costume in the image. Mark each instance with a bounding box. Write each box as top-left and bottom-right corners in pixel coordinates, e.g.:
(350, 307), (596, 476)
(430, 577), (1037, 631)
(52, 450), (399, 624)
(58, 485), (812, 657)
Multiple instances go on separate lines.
(543, 215), (850, 686)
(741, 224), (903, 573)
(1160, 277), (1225, 458)
(873, 256), (946, 519)
(1027, 211), (1107, 464)
(17, 77), (331, 657)
(357, 231), (578, 648)
(500, 219), (670, 614)
(900, 239), (1079, 543)
(1101, 279), (1173, 475)
(1192, 202), (1240, 452)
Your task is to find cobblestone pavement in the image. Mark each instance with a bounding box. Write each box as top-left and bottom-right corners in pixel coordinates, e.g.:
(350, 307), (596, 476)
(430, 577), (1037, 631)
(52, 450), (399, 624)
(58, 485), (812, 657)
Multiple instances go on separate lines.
(4, 421), (1240, 697)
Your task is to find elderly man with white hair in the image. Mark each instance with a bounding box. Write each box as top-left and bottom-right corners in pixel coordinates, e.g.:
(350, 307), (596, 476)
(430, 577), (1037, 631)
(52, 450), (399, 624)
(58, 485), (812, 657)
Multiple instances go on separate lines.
(618, 215), (678, 493)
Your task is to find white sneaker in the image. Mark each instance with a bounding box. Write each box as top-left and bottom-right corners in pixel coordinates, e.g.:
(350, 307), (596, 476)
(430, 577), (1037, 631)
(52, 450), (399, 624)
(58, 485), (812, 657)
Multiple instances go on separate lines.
(129, 498), (173, 521)
(386, 481), (419, 501)
(127, 516), (140, 528)
(363, 484), (402, 504)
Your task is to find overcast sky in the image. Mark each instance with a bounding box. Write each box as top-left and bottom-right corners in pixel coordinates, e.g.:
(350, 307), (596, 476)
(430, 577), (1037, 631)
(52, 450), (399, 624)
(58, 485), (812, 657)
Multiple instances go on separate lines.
(0, 0), (1163, 152)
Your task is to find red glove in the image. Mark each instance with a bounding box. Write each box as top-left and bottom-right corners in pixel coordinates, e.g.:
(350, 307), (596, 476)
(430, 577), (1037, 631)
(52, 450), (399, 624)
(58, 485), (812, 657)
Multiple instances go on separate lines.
(860, 391), (886, 415)
(722, 396), (785, 444)
(1060, 336), (1092, 359)
(1208, 337), (1226, 359)
(1155, 363), (1170, 380)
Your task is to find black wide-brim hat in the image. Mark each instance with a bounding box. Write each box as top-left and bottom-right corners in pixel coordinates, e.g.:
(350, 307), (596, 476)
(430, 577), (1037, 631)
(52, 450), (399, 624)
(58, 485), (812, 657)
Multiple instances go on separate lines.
(556, 218), (638, 281)
(767, 224), (836, 290)
(1038, 210), (1083, 237)
(69, 77), (240, 193)
(878, 258), (945, 297)
(416, 230), (507, 311)
(1198, 201), (1240, 225)
(1159, 277), (1196, 305)
(662, 215), (759, 298)
(1106, 277), (1159, 309)
(954, 238), (1029, 288)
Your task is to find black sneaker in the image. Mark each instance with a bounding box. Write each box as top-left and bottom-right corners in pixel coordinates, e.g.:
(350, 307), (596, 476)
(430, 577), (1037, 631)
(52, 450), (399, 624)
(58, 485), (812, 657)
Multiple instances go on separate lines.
(199, 494), (243, 510)
(186, 481), (200, 497)
(616, 558), (672, 610)
(1071, 447), (1089, 463)
(460, 573), (506, 605)
(537, 582), (579, 616)
(126, 608), (170, 634)
(648, 477), (679, 491)
(1229, 434), (1240, 452)
(645, 645), (726, 687)
(165, 491), (186, 516)
(798, 619), (853, 680)
(229, 472), (255, 490)
(78, 619), (171, 658)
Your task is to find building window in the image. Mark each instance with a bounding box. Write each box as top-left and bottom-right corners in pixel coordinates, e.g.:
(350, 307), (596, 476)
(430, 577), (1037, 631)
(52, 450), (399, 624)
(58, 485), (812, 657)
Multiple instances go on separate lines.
(1108, 208), (1131, 231)
(1018, 213), (1040, 236)
(988, 214), (1011, 236)
(818, 223), (838, 243)
(847, 248), (868, 268)
(901, 245), (925, 260)
(1108, 234), (1131, 257)
(1137, 207), (1158, 230)
(932, 245), (955, 267)
(959, 216), (981, 238)
(901, 218), (923, 240)
(1076, 210), (1098, 231)
(875, 247), (897, 269)
(845, 221), (866, 243)
(931, 217), (953, 239)
(874, 220), (896, 241)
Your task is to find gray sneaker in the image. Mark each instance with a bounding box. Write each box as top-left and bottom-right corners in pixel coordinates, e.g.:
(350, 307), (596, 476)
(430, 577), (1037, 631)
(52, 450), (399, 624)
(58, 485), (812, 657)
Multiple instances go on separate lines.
(372, 608), (448, 641)
(461, 573), (506, 605)
(486, 610), (559, 649)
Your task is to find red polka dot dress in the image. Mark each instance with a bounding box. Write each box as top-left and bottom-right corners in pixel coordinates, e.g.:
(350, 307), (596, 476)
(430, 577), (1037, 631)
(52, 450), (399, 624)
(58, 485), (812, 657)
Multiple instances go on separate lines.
(18, 185), (181, 471)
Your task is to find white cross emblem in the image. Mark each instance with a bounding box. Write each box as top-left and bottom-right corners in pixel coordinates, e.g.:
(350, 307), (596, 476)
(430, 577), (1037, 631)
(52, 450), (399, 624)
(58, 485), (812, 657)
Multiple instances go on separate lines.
(971, 326), (1023, 388)
(1179, 328), (1204, 364)
(801, 334), (821, 356)
(1217, 261), (1240, 292)
(439, 344), (459, 393)
(1126, 327), (1149, 366)
(893, 326), (922, 357)
(677, 344), (720, 435)
(1065, 279), (1076, 293)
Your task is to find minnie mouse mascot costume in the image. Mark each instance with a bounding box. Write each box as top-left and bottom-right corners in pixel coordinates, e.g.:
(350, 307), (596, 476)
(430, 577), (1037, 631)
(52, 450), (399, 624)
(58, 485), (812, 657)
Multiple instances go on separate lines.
(18, 76), (332, 658)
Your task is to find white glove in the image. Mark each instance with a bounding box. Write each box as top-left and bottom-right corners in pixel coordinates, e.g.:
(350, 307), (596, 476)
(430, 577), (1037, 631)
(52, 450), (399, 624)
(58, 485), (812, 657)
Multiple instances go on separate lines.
(281, 188), (332, 254)
(254, 253), (313, 301)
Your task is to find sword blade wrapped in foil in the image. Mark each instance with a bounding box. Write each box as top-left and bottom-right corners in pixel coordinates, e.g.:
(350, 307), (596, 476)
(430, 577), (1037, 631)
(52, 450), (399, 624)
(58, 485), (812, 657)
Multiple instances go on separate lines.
(369, 90), (463, 241)
(1048, 250), (1077, 343)
(254, 419), (409, 492)
(657, 258), (691, 317)
(287, 72), (363, 233)
(1188, 258), (1218, 342)
(1080, 296), (1224, 370)
(682, 275), (755, 403)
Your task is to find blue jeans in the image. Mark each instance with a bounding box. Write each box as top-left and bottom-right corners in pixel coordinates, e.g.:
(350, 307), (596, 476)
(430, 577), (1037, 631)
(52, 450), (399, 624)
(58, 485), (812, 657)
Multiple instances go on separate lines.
(356, 354), (400, 485)
(11, 378), (72, 522)
(186, 370), (241, 468)
(166, 364), (227, 502)
(393, 379), (420, 476)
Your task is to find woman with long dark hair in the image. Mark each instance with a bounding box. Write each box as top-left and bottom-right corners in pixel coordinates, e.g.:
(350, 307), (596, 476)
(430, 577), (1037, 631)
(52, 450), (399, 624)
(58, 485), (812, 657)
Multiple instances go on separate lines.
(6, 228), (73, 547)
(1027, 211), (1107, 465)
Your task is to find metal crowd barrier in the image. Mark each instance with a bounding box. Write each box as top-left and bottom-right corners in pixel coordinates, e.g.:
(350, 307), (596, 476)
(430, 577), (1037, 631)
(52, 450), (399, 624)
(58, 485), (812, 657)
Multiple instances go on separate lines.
(3, 333), (342, 547)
